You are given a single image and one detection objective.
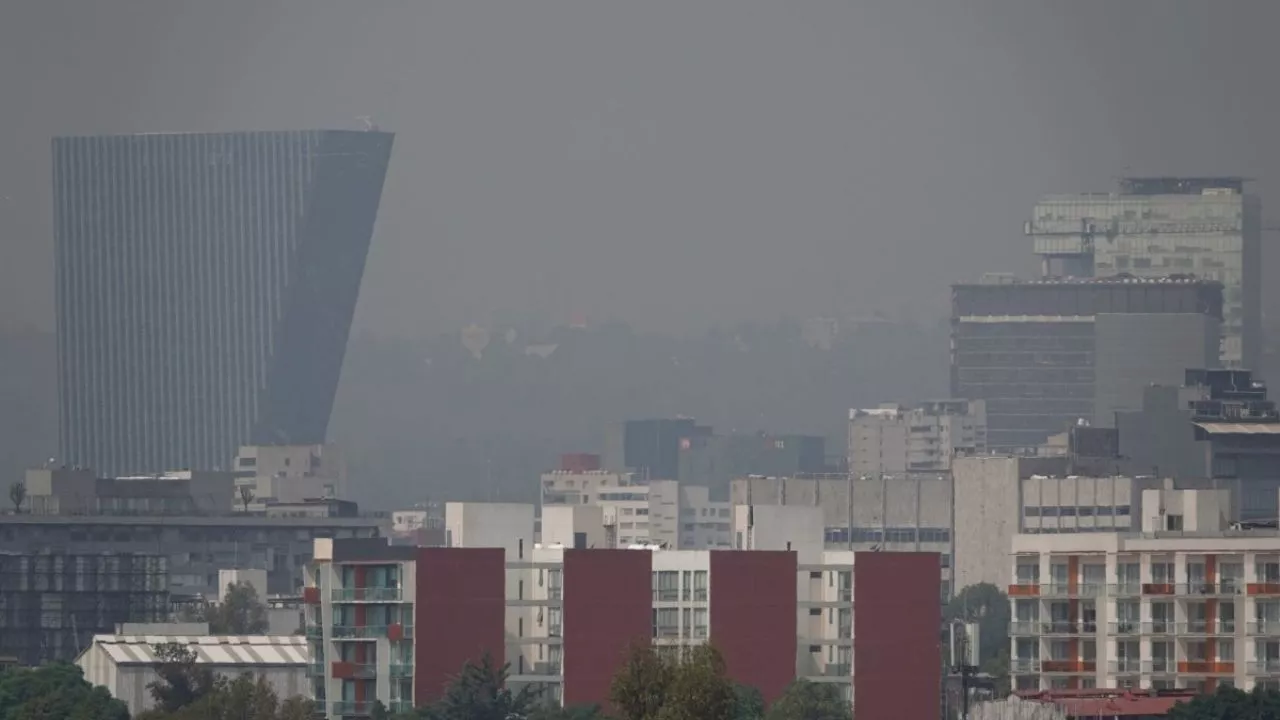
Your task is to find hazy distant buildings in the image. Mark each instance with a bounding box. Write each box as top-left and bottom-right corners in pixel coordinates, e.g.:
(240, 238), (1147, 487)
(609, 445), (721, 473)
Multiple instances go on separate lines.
(951, 276), (1223, 451)
(678, 433), (826, 499)
(232, 443), (348, 507)
(1028, 176), (1261, 368)
(847, 400), (986, 476)
(54, 129), (394, 475)
(602, 419), (710, 481)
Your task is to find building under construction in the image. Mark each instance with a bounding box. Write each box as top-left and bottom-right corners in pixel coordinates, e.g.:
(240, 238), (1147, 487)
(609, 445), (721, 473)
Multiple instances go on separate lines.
(0, 552), (168, 665)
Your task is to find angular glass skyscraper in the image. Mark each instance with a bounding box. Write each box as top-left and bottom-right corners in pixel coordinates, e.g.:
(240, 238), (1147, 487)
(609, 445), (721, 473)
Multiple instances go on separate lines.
(53, 130), (394, 475)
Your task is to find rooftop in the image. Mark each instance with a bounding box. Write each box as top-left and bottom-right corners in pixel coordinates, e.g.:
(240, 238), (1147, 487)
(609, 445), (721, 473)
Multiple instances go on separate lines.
(81, 635), (308, 666)
(958, 274), (1223, 288)
(1013, 688), (1196, 717)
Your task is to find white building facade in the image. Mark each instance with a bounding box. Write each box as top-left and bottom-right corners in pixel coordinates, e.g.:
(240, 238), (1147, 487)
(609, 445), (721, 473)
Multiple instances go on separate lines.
(848, 400), (987, 476)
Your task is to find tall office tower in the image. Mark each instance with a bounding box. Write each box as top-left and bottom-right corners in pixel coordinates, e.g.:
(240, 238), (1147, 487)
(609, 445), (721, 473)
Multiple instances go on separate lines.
(951, 276), (1223, 452)
(54, 130), (394, 475)
(1027, 176), (1262, 368)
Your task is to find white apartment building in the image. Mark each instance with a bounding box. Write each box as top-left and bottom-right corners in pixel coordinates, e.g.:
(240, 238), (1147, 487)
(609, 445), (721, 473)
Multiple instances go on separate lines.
(847, 400), (986, 476)
(540, 471), (731, 548)
(1008, 487), (1280, 693)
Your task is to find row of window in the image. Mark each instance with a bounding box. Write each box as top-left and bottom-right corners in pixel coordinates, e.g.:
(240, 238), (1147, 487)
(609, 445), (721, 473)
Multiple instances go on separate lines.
(1024, 506), (1132, 518)
(823, 527), (951, 544)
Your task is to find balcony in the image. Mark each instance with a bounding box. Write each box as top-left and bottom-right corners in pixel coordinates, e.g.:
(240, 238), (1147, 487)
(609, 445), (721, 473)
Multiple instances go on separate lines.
(524, 662), (562, 676)
(1176, 621), (1235, 635)
(1043, 583), (1104, 598)
(1010, 621), (1040, 636)
(1177, 661), (1235, 675)
(654, 589), (680, 602)
(1010, 658), (1041, 674)
(1145, 660), (1175, 674)
(1143, 583), (1176, 596)
(306, 662), (325, 676)
(333, 625), (390, 639)
(332, 587), (403, 602)
(1040, 621), (1081, 635)
(1109, 659), (1142, 674)
(1042, 660), (1096, 674)
(823, 663), (852, 677)
(1178, 582), (1244, 597)
(1109, 621), (1141, 636)
(1143, 621), (1176, 636)
(1249, 660), (1280, 675)
(1249, 583), (1280, 596)
(653, 626), (680, 639)
(331, 701), (373, 717)
(1109, 583), (1142, 597)
(549, 624), (562, 638)
(389, 701), (414, 715)
(548, 587), (563, 601)
(1008, 584), (1041, 598)
(330, 662), (376, 680)
(390, 663), (413, 679)
(836, 588), (851, 603)
(305, 625), (324, 639)
(1249, 621), (1280, 636)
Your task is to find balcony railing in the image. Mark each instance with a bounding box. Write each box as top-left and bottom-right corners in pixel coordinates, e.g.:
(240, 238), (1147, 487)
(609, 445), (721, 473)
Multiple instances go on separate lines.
(1042, 660), (1096, 674)
(653, 626), (680, 638)
(390, 663), (413, 678)
(1008, 584), (1041, 598)
(823, 663), (852, 677)
(332, 625), (390, 639)
(305, 625), (323, 639)
(836, 588), (851, 602)
(549, 624), (562, 638)
(1109, 659), (1142, 674)
(1144, 621), (1176, 636)
(654, 589), (680, 602)
(332, 587), (403, 602)
(1109, 621), (1141, 635)
(1145, 660), (1175, 674)
(331, 701), (373, 716)
(1042, 583), (1104, 598)
(525, 662), (562, 676)
(1175, 621), (1235, 635)
(1178, 661), (1235, 674)
(1040, 621), (1082, 635)
(389, 701), (414, 715)
(306, 662), (325, 676)
(1010, 658), (1041, 674)
(1010, 621), (1039, 636)
(1109, 583), (1143, 597)
(548, 587), (563, 601)
(1248, 583), (1280, 596)
(836, 624), (852, 639)
(1249, 660), (1280, 675)
(1143, 583), (1176, 596)
(1177, 582), (1244, 597)
(1249, 621), (1280, 636)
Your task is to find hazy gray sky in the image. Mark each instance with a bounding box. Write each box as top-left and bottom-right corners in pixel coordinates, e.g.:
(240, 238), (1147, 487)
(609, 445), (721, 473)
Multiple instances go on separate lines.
(3, 1), (1278, 336)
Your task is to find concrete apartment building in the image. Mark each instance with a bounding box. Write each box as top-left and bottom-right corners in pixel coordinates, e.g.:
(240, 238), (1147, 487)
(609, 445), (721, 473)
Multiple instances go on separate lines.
(23, 466), (235, 515)
(951, 276), (1223, 451)
(54, 130), (394, 476)
(1007, 486), (1280, 693)
(540, 462), (731, 549)
(1028, 176), (1262, 368)
(847, 400), (987, 476)
(678, 433), (828, 500)
(304, 526), (941, 720)
(233, 444), (349, 507)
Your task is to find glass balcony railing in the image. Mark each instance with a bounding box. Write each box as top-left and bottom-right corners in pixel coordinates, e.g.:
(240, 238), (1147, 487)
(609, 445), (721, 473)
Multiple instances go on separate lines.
(1010, 658), (1040, 674)
(1249, 660), (1280, 675)
(332, 587), (403, 602)
(332, 625), (389, 639)
(390, 663), (413, 678)
(823, 664), (851, 677)
(1109, 659), (1142, 674)
(331, 701), (373, 716)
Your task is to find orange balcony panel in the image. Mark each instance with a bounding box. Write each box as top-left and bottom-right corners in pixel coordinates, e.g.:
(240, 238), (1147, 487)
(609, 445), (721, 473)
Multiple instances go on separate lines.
(331, 661), (357, 679)
(1143, 583), (1175, 596)
(1178, 661), (1235, 674)
(1008, 584), (1041, 597)
(388, 623), (404, 642)
(303, 587), (321, 605)
(1248, 583), (1280, 596)
(1042, 660), (1093, 673)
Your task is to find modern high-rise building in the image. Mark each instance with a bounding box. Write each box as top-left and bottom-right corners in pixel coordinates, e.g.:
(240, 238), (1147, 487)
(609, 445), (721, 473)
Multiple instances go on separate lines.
(951, 276), (1223, 451)
(1027, 176), (1262, 368)
(54, 130), (393, 475)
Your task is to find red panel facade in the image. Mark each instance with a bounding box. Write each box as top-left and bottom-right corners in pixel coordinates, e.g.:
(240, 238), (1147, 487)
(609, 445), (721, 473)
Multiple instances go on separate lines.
(709, 551), (797, 704)
(853, 552), (941, 720)
(562, 549), (653, 710)
(414, 548), (506, 703)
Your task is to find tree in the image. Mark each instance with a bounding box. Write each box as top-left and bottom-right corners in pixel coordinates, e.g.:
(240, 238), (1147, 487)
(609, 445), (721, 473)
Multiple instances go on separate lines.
(146, 643), (218, 713)
(183, 582), (271, 634)
(1167, 685), (1280, 719)
(945, 583), (1011, 681)
(655, 645), (735, 720)
(0, 663), (128, 720)
(732, 683), (765, 720)
(8, 481), (24, 514)
(610, 643), (675, 720)
(764, 680), (851, 720)
(238, 484), (255, 513)
(421, 653), (541, 720)
(528, 704), (606, 720)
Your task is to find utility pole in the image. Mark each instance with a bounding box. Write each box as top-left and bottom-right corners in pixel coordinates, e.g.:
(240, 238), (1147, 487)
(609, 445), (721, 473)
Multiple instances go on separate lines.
(949, 621), (979, 720)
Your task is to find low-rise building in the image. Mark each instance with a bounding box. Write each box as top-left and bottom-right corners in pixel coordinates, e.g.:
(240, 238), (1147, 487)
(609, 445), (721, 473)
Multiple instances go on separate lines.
(233, 444), (348, 507)
(541, 470), (730, 548)
(1007, 486), (1280, 693)
(77, 634), (309, 716)
(23, 467), (235, 515)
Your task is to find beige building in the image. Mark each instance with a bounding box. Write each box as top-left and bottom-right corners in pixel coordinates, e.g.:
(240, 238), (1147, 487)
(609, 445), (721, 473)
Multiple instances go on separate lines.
(540, 471), (730, 549)
(848, 400), (986, 476)
(233, 444), (348, 507)
(1008, 487), (1280, 693)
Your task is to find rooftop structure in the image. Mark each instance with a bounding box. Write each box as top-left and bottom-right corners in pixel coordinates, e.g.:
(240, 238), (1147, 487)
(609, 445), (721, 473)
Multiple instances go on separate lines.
(678, 433), (827, 500)
(603, 419), (711, 481)
(78, 634), (309, 716)
(951, 276), (1223, 451)
(54, 130), (394, 476)
(540, 472), (731, 549)
(233, 444), (349, 509)
(23, 466), (235, 515)
(1027, 176), (1260, 367)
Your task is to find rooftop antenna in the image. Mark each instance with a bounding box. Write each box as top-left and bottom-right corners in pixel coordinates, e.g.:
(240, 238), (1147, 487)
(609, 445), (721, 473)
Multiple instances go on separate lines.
(357, 116), (378, 132)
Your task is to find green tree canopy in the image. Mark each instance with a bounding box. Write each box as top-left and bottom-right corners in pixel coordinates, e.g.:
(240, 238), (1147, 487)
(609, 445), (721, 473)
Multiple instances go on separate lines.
(419, 653), (541, 720)
(145, 642), (219, 713)
(764, 680), (851, 720)
(945, 582), (1011, 674)
(0, 663), (128, 720)
(182, 582), (271, 635)
(732, 683), (765, 720)
(610, 643), (676, 720)
(1166, 685), (1280, 719)
(655, 645), (735, 720)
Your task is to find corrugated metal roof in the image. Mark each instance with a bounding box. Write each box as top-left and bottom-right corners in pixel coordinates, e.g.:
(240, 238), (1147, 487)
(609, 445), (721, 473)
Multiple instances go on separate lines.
(89, 635), (308, 666)
(1193, 422), (1280, 435)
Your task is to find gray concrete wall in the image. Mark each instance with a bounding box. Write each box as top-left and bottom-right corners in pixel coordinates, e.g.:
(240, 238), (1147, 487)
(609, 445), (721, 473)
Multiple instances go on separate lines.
(1094, 313), (1220, 426)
